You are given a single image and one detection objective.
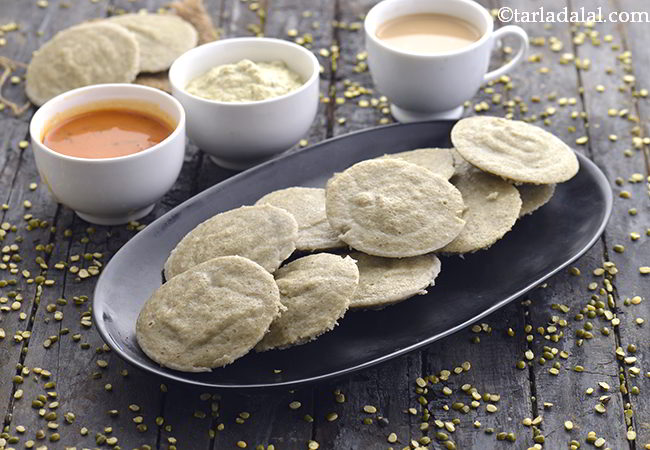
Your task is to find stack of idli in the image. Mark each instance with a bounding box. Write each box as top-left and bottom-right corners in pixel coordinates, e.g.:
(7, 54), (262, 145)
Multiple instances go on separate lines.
(25, 13), (198, 106)
(136, 116), (579, 372)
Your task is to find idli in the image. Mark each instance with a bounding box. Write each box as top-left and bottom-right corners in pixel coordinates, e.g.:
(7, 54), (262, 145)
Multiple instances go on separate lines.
(256, 187), (344, 251)
(164, 204), (298, 279)
(326, 159), (465, 257)
(451, 116), (579, 184)
(256, 253), (359, 351)
(136, 256), (283, 372)
(26, 22), (140, 106)
(349, 252), (441, 309)
(107, 13), (198, 72)
(380, 147), (455, 180)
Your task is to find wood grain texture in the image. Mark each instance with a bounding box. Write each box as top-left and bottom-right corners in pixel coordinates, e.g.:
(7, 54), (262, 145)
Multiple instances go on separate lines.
(421, 306), (534, 449)
(0, 0), (110, 438)
(616, 0), (650, 175)
(569, 1), (650, 447)
(498, 0), (649, 449)
(494, 1), (639, 448)
(612, 1), (650, 443)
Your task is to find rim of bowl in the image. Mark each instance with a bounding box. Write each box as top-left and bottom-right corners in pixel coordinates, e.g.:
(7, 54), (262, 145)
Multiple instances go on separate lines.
(364, 0), (494, 59)
(168, 37), (321, 107)
(30, 83), (186, 164)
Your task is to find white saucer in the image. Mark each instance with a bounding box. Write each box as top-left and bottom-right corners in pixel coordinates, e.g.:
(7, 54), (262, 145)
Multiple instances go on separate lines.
(75, 204), (155, 225)
(390, 104), (464, 123)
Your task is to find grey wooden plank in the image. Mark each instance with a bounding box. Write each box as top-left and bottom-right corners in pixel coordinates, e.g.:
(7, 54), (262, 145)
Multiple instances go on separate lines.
(211, 389), (313, 449)
(519, 246), (626, 448)
(0, 0), (112, 438)
(0, 157), (60, 439)
(205, 1), (337, 448)
(489, 1), (627, 448)
(495, 0), (632, 448)
(461, 0), (517, 120)
(568, 0), (650, 447)
(9, 218), (164, 448)
(413, 5), (535, 442)
(220, 0), (265, 37)
(616, 0), (650, 174)
(421, 303), (533, 449)
(498, 0), (647, 448)
(0, 1), (224, 448)
(409, 0), (536, 447)
(382, 0), (539, 443)
(0, 116), (29, 197)
(0, 119), (38, 411)
(194, 0), (257, 190)
(309, 354), (421, 450)
(331, 0), (387, 135)
(264, 0), (331, 146)
(156, 382), (221, 449)
(611, 1), (650, 444)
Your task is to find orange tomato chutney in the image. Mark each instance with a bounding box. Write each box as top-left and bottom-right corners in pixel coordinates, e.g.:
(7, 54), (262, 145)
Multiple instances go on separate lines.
(43, 106), (175, 159)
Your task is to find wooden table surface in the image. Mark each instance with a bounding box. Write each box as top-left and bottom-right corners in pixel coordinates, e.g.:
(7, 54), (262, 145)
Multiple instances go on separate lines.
(1, 0), (649, 449)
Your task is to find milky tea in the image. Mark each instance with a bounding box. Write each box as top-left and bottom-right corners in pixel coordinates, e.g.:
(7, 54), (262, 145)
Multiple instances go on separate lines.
(376, 13), (482, 54)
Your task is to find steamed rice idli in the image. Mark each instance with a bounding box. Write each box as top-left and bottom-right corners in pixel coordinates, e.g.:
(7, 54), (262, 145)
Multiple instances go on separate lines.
(349, 252), (441, 309)
(381, 147), (455, 180)
(25, 22), (140, 106)
(256, 253), (359, 351)
(441, 167), (521, 253)
(326, 159), (465, 257)
(256, 187), (344, 251)
(517, 183), (556, 217)
(136, 256), (283, 372)
(451, 116), (579, 184)
(107, 13), (198, 72)
(164, 204), (298, 279)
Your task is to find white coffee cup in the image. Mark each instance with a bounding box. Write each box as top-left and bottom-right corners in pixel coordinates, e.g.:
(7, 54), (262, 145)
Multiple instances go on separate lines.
(365, 0), (529, 122)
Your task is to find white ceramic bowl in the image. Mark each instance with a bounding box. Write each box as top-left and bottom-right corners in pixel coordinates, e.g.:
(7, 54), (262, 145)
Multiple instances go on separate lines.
(169, 37), (320, 170)
(29, 84), (185, 225)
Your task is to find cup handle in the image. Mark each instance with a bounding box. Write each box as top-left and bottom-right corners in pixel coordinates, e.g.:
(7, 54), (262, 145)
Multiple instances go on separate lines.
(483, 25), (529, 83)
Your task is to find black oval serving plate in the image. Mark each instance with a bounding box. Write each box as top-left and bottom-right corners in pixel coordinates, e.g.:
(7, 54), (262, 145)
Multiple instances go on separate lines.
(94, 120), (612, 389)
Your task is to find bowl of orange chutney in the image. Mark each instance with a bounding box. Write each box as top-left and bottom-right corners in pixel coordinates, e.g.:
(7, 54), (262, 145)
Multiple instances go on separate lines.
(30, 83), (185, 225)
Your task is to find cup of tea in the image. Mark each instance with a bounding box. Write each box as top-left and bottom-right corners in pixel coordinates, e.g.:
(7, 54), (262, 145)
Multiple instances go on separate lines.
(365, 0), (529, 122)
